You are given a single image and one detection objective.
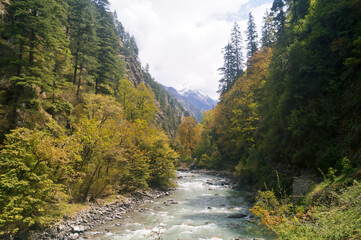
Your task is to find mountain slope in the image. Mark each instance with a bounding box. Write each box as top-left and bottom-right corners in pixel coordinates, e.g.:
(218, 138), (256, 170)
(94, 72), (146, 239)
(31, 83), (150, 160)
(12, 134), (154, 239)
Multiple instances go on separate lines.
(122, 55), (189, 137)
(0, 1), (185, 237)
(163, 86), (217, 122)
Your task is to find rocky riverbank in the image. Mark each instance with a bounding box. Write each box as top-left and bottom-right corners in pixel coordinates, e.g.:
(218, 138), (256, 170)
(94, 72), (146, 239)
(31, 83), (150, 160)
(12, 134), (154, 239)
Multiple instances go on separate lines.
(27, 190), (169, 240)
(24, 170), (259, 239)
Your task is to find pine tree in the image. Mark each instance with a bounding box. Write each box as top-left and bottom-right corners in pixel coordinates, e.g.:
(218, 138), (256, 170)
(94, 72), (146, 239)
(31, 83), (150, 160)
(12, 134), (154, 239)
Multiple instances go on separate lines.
(67, 0), (98, 96)
(218, 43), (237, 95)
(285, 0), (310, 24)
(114, 11), (126, 41)
(0, 0), (9, 30)
(94, 0), (121, 94)
(93, 0), (110, 11)
(271, 0), (286, 36)
(5, 0), (69, 125)
(230, 22), (244, 77)
(261, 10), (276, 47)
(246, 12), (258, 59)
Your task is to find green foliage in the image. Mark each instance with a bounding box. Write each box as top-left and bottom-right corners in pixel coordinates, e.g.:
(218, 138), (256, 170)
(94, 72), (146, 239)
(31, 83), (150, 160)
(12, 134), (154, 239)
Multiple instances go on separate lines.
(341, 157), (352, 174)
(326, 167), (337, 183)
(252, 179), (361, 240)
(194, 111), (222, 169)
(143, 69), (187, 137)
(176, 116), (201, 161)
(199, 0), (361, 198)
(117, 80), (158, 123)
(67, 0), (98, 93)
(246, 12), (258, 58)
(0, 128), (68, 236)
(218, 22), (245, 95)
(0, 1), (180, 237)
(211, 47), (272, 168)
(94, 0), (124, 94)
(137, 122), (177, 189)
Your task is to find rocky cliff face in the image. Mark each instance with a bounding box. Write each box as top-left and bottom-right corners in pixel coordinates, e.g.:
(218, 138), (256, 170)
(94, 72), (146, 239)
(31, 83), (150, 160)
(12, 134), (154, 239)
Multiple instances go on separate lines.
(124, 55), (143, 86)
(123, 53), (187, 137)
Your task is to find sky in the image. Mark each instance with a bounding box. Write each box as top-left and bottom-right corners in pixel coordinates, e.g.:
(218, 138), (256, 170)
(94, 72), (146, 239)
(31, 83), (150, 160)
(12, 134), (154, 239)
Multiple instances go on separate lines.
(109, 0), (273, 99)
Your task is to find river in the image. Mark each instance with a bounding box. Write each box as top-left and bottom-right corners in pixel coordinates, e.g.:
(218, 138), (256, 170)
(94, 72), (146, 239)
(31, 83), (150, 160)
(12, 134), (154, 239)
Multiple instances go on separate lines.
(80, 171), (273, 240)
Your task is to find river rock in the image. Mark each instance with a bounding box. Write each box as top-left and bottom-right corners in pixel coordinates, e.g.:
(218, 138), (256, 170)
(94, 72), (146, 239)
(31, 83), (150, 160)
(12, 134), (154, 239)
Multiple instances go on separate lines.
(164, 199), (178, 205)
(69, 233), (79, 239)
(72, 225), (86, 233)
(48, 226), (58, 237)
(227, 213), (247, 218)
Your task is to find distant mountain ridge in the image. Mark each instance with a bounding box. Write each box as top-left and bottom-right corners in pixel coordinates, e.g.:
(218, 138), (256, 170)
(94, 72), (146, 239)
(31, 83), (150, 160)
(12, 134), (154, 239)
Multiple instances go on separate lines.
(162, 86), (217, 122)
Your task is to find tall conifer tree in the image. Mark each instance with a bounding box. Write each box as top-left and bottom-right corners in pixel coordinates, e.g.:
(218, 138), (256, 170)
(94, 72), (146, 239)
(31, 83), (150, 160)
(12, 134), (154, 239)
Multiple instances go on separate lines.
(230, 22), (244, 78)
(271, 0), (286, 36)
(261, 10), (276, 47)
(94, 0), (120, 94)
(5, 0), (69, 125)
(68, 0), (98, 96)
(218, 43), (237, 95)
(246, 12), (258, 59)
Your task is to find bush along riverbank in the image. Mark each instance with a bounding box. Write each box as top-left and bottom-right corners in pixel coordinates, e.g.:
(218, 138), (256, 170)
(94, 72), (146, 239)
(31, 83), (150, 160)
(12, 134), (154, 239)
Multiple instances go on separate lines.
(21, 190), (169, 240)
(250, 170), (361, 240)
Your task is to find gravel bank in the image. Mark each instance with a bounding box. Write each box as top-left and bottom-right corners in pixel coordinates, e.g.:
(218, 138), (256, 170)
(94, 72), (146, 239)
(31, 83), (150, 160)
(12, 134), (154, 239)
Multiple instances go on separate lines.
(27, 190), (168, 240)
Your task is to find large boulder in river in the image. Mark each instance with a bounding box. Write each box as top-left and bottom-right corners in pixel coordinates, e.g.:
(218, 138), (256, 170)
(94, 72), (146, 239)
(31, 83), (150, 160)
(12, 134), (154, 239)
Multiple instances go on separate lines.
(227, 213), (247, 218)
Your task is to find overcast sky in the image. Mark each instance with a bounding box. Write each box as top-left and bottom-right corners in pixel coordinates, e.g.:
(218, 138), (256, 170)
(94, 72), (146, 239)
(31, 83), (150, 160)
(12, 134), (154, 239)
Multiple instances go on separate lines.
(109, 0), (273, 99)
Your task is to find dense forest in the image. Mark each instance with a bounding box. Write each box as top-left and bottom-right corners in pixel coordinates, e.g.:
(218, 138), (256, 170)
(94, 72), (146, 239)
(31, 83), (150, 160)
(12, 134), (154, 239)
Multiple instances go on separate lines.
(185, 0), (361, 188)
(175, 0), (361, 238)
(1, 0), (361, 238)
(0, 0), (189, 237)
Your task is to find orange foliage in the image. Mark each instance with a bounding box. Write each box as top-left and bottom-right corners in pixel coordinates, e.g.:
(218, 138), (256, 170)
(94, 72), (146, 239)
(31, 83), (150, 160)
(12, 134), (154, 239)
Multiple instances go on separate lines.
(250, 205), (285, 228)
(177, 116), (201, 157)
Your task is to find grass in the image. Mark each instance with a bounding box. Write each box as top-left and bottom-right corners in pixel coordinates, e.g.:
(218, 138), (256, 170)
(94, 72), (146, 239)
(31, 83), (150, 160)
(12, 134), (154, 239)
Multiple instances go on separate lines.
(251, 170), (361, 240)
(276, 180), (361, 240)
(59, 203), (90, 218)
(56, 194), (126, 220)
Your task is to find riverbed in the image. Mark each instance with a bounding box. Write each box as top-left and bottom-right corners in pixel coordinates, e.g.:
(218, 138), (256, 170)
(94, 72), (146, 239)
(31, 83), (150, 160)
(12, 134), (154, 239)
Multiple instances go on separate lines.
(80, 171), (273, 240)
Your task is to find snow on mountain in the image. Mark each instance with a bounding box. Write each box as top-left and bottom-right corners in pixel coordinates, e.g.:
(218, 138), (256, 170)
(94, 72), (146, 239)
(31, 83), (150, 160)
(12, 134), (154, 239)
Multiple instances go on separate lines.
(162, 86), (217, 122)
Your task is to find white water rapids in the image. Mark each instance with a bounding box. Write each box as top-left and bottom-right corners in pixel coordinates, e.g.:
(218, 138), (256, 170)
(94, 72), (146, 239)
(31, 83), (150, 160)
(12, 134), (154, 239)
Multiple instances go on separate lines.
(80, 171), (273, 240)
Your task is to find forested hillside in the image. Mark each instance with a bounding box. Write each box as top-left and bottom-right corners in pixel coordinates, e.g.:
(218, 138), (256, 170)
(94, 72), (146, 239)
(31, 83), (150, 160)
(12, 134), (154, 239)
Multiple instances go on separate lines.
(177, 0), (361, 238)
(0, 0), (186, 237)
(1, 0), (361, 238)
(191, 0), (361, 187)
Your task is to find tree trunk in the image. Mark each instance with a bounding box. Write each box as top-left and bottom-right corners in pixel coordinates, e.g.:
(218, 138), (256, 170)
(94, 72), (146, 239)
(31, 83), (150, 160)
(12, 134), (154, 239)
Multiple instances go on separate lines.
(73, 49), (79, 85)
(28, 30), (35, 65)
(76, 65), (83, 97)
(95, 77), (99, 94)
(11, 41), (24, 129)
(28, 10), (37, 65)
(81, 160), (102, 202)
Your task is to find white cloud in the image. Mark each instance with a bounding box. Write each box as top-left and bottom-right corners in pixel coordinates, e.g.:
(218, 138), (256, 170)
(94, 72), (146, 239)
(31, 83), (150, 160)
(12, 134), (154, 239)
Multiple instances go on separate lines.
(109, 0), (272, 99)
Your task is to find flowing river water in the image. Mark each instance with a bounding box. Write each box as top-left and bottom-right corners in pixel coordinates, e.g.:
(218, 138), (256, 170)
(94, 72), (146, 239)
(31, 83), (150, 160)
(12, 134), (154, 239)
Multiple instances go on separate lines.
(80, 171), (273, 240)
